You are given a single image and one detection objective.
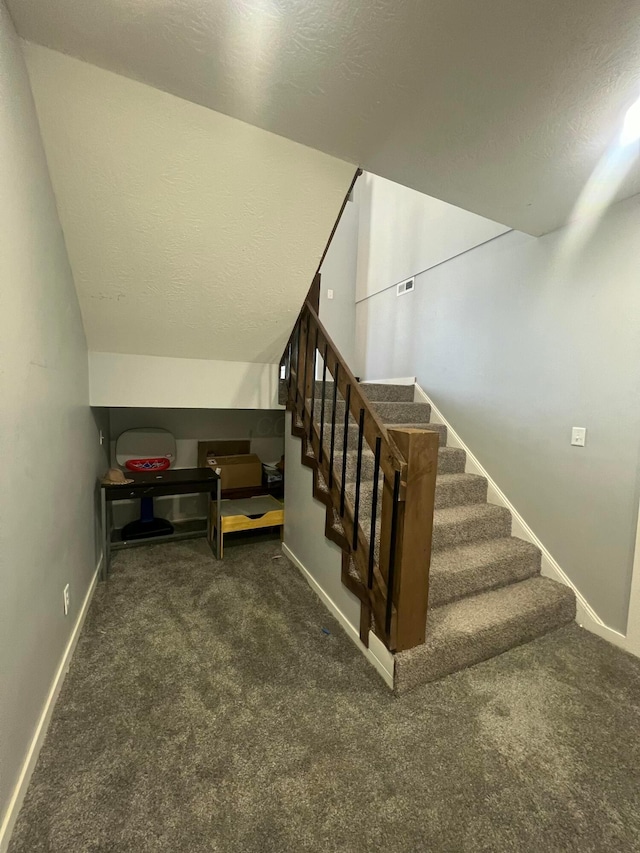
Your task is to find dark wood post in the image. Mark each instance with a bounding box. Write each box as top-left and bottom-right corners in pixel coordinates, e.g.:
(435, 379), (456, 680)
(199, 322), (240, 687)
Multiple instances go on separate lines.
(384, 428), (440, 651)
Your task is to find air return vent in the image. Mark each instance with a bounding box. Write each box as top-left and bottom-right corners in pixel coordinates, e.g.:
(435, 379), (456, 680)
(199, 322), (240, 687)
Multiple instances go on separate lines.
(397, 277), (415, 296)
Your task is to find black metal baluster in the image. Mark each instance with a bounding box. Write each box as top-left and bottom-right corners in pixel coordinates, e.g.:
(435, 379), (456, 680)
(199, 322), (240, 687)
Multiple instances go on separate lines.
(308, 328), (318, 441)
(352, 408), (365, 550)
(294, 321), (301, 408)
(368, 436), (382, 589)
(280, 344), (290, 390)
(301, 319), (310, 428)
(339, 383), (351, 517)
(318, 344), (328, 462)
(328, 363), (339, 488)
(385, 470), (401, 637)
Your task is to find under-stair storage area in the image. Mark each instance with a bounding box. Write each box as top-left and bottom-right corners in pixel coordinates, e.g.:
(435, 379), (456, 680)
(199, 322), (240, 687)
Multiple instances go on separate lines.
(106, 407), (285, 547)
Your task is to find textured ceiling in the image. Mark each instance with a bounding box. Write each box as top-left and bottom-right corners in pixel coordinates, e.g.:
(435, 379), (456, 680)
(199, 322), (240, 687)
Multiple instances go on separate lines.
(9, 0), (640, 235)
(23, 44), (354, 363)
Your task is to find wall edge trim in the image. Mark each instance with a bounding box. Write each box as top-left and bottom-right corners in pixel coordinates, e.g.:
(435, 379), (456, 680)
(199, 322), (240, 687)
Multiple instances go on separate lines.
(0, 557), (101, 852)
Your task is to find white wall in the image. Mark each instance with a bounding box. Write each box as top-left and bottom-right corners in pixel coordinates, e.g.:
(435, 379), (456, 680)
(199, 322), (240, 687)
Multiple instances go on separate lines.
(317, 190), (359, 372)
(22, 42), (355, 367)
(0, 3), (107, 843)
(356, 173), (510, 304)
(109, 407), (284, 527)
(89, 352), (281, 409)
(356, 193), (640, 634)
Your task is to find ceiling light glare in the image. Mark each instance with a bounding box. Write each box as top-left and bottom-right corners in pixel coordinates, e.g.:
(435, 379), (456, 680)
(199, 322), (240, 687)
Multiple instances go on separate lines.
(620, 94), (640, 146)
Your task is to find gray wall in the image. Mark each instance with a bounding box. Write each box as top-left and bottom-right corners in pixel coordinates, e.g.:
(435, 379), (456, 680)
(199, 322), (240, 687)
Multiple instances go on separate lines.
(0, 3), (107, 832)
(318, 189), (359, 372)
(283, 413), (361, 628)
(356, 193), (640, 633)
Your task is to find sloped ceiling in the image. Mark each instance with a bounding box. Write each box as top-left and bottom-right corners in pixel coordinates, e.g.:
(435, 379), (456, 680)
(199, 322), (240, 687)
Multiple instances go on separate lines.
(22, 44), (354, 363)
(9, 0), (640, 236)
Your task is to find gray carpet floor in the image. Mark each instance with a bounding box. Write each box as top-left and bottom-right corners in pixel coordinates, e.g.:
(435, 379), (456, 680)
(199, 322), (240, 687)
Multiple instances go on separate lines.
(9, 538), (640, 853)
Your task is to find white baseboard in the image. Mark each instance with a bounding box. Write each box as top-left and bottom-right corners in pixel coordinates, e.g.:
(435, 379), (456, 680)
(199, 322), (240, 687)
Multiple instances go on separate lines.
(414, 384), (630, 651)
(0, 557), (101, 853)
(282, 542), (395, 688)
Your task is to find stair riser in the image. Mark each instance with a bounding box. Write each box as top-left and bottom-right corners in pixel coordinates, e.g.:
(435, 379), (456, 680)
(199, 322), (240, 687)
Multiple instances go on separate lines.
(346, 474), (487, 515)
(435, 476), (487, 509)
(331, 421), (446, 453)
(428, 550), (542, 609)
(314, 399), (431, 425)
(360, 383), (415, 402)
(436, 448), (467, 474)
(314, 381), (414, 403)
(336, 446), (465, 483)
(351, 504), (513, 573)
(330, 422), (447, 450)
(432, 510), (512, 551)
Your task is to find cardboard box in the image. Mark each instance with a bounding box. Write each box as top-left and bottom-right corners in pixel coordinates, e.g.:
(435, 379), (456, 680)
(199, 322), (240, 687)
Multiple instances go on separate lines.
(197, 440), (262, 491)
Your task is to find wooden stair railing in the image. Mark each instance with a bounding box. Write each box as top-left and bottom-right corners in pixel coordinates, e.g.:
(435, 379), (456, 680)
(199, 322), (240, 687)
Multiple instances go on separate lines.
(280, 299), (439, 653)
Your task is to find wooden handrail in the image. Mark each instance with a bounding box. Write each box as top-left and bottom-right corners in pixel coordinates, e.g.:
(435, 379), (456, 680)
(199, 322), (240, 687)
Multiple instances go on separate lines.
(302, 300), (407, 483)
(281, 299), (439, 653)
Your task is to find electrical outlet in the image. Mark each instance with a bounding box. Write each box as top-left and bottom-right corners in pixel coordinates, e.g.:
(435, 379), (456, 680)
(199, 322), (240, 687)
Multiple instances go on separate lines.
(63, 584), (70, 616)
(327, 289), (334, 300)
(571, 427), (586, 447)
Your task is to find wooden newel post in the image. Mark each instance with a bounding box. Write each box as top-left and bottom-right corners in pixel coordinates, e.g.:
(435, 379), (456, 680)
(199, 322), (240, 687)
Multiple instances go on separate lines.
(386, 428), (440, 652)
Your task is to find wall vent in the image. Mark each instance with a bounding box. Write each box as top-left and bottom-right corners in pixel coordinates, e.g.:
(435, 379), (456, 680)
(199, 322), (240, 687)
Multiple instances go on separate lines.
(397, 277), (415, 296)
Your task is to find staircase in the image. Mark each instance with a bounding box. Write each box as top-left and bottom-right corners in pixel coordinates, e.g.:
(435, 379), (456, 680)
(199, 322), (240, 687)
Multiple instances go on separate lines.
(282, 297), (575, 695)
(337, 382), (576, 694)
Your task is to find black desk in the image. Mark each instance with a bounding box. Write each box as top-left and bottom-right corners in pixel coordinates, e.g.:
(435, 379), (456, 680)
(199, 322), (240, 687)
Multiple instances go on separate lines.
(101, 468), (221, 580)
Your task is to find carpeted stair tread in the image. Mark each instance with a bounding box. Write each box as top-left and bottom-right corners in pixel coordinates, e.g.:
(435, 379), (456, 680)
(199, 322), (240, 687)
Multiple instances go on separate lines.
(432, 503), (512, 550)
(314, 381), (414, 403)
(314, 399), (431, 424)
(361, 500), (513, 565)
(345, 472), (487, 515)
(334, 444), (466, 483)
(335, 420), (446, 452)
(433, 472), (487, 508)
(359, 383), (415, 402)
(429, 536), (542, 608)
(394, 576), (576, 693)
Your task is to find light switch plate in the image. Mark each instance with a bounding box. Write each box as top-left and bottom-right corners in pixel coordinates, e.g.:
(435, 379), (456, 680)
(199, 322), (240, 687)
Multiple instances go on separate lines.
(327, 289), (334, 300)
(571, 427), (586, 447)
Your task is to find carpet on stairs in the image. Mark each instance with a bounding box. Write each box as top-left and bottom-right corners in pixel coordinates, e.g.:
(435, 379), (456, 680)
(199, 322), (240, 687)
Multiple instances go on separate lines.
(315, 381), (577, 692)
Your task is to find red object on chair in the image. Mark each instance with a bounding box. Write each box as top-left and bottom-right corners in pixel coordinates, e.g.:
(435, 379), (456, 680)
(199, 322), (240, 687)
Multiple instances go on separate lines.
(125, 457), (171, 472)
